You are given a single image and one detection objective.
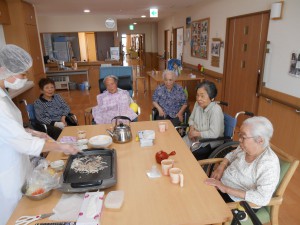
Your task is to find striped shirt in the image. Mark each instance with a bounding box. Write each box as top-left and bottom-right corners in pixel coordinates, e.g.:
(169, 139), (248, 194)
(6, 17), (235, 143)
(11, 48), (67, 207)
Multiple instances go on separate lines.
(34, 94), (70, 125)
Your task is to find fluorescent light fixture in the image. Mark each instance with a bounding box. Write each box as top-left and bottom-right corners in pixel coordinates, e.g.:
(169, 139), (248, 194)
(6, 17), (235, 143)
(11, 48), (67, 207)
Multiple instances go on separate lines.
(83, 9), (90, 13)
(129, 24), (134, 30)
(270, 1), (284, 20)
(141, 15), (146, 18)
(150, 8), (158, 18)
(133, 22), (137, 25)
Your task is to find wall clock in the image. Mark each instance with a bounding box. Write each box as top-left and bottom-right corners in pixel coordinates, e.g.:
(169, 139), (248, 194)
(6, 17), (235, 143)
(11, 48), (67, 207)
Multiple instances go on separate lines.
(105, 18), (116, 29)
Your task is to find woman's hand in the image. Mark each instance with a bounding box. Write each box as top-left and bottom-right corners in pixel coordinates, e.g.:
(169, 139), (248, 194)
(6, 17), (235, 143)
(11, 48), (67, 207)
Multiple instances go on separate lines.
(205, 178), (227, 193)
(61, 115), (67, 126)
(57, 143), (79, 155)
(188, 129), (200, 139)
(25, 128), (52, 140)
(176, 112), (183, 122)
(158, 108), (165, 117)
(211, 164), (226, 180)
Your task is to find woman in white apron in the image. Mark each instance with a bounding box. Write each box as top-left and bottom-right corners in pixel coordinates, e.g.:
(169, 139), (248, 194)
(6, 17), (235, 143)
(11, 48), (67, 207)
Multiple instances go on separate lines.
(0, 44), (79, 225)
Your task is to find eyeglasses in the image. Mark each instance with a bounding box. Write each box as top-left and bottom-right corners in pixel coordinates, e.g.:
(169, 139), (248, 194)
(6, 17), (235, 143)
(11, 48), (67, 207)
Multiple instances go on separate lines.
(238, 133), (256, 142)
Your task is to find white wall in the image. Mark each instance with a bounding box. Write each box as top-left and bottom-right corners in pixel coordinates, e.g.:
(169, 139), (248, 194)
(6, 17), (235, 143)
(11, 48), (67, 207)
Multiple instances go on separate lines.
(158, 0), (300, 98)
(37, 15), (117, 32)
(117, 22), (158, 53)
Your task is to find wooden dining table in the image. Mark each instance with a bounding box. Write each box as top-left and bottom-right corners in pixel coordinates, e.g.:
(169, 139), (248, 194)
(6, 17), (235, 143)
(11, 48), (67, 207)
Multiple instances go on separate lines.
(146, 69), (204, 92)
(8, 121), (232, 225)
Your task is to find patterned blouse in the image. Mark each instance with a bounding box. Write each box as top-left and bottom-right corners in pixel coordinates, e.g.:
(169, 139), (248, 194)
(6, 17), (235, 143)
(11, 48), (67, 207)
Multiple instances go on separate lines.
(34, 94), (70, 125)
(221, 146), (280, 206)
(92, 89), (137, 124)
(152, 83), (187, 118)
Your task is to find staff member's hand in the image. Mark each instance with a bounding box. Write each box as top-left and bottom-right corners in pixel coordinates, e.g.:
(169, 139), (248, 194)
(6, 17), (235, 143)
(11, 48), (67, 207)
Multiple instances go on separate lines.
(57, 143), (79, 155)
(25, 128), (52, 140)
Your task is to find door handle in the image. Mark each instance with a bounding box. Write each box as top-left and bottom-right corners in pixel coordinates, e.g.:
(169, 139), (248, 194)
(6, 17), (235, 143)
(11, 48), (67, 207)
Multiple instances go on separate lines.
(255, 69), (261, 97)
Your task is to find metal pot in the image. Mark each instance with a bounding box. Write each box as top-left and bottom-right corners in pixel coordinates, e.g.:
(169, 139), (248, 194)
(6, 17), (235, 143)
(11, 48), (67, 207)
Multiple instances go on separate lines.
(106, 116), (132, 143)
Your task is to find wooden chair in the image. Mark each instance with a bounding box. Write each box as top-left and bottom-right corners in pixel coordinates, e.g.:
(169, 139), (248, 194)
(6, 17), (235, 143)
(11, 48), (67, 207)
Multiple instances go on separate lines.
(198, 143), (299, 225)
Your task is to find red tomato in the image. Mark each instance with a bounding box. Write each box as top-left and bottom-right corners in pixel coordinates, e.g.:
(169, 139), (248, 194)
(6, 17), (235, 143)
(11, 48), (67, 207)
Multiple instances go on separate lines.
(31, 188), (45, 196)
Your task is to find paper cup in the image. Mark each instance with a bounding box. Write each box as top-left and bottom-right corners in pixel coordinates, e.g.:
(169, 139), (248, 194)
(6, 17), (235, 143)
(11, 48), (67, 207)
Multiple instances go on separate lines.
(161, 159), (174, 176)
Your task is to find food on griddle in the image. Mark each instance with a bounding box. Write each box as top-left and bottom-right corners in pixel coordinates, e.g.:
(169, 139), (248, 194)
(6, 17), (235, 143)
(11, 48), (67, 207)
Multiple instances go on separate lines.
(71, 156), (108, 174)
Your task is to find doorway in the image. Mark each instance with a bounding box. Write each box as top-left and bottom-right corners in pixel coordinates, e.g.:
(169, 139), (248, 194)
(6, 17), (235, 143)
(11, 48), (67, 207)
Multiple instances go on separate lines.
(172, 27), (184, 61)
(223, 11), (270, 121)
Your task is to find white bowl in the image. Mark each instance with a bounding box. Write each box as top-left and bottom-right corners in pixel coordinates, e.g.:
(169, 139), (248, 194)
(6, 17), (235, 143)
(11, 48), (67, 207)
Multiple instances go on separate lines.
(77, 138), (88, 145)
(89, 135), (112, 148)
(50, 160), (65, 171)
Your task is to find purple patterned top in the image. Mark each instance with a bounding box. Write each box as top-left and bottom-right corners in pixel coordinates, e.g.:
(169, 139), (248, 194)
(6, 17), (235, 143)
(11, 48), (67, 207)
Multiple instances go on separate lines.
(92, 89), (137, 124)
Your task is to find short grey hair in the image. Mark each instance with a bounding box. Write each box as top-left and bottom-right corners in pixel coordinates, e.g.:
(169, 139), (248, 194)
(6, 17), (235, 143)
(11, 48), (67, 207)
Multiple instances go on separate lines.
(103, 75), (118, 86)
(162, 70), (176, 80)
(243, 116), (273, 148)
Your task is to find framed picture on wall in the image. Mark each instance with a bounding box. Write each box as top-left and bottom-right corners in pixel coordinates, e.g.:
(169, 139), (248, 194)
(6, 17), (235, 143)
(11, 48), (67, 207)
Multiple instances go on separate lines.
(191, 18), (210, 59)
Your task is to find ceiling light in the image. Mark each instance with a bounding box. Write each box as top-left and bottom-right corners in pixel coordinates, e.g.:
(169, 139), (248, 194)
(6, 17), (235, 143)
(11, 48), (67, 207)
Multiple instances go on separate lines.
(83, 9), (90, 13)
(141, 15), (146, 18)
(133, 22), (137, 25)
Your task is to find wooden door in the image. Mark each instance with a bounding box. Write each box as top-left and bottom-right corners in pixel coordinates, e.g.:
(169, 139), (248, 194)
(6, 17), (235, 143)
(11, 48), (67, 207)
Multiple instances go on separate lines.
(85, 32), (97, 62)
(223, 12), (270, 119)
(0, 0), (10, 24)
(164, 30), (168, 59)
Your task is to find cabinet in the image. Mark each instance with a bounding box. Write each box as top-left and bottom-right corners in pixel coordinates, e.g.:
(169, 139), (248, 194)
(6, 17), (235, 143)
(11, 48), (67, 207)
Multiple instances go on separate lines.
(22, 1), (36, 25)
(3, 0), (45, 118)
(0, 0), (10, 24)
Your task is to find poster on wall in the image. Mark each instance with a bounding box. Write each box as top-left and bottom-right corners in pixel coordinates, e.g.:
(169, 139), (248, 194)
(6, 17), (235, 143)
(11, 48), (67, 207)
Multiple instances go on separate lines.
(191, 18), (209, 59)
(110, 47), (120, 60)
(289, 52), (300, 78)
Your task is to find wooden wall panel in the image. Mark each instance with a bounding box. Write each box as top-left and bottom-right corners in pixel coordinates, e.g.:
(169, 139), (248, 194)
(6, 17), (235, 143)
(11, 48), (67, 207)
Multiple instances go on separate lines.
(258, 97), (300, 159)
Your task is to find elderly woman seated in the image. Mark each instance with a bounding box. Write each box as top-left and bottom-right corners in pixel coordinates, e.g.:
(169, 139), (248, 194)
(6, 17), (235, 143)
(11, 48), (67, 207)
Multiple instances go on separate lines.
(34, 78), (77, 140)
(92, 75), (137, 124)
(152, 70), (187, 127)
(205, 116), (280, 211)
(183, 80), (224, 160)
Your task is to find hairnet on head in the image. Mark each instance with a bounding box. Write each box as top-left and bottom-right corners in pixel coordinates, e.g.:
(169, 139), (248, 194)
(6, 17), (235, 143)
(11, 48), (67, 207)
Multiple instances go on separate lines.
(0, 44), (33, 80)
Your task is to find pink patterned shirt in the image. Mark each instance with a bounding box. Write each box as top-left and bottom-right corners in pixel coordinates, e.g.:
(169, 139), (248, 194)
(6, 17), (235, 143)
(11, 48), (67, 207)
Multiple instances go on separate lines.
(92, 89), (137, 124)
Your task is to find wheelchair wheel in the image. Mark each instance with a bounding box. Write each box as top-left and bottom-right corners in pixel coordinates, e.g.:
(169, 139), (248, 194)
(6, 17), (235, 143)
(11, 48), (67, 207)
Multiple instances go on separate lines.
(203, 141), (239, 177)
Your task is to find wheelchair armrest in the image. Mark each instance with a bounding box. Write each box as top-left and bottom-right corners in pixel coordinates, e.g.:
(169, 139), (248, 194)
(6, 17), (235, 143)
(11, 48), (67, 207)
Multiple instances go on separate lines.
(198, 158), (223, 166)
(152, 107), (158, 120)
(152, 107), (189, 123)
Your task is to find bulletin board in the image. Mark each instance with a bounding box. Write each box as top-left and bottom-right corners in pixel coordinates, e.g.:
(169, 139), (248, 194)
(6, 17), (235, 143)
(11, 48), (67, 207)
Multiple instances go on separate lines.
(191, 18), (210, 59)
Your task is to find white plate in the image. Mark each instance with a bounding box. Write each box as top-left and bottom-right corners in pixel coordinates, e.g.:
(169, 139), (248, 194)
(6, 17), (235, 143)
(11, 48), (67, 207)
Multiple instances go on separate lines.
(88, 135), (112, 148)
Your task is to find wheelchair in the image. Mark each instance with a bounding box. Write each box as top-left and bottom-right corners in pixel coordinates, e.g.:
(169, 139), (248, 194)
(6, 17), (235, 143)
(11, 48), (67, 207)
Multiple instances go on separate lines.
(189, 102), (253, 175)
(20, 99), (48, 133)
(20, 99), (78, 140)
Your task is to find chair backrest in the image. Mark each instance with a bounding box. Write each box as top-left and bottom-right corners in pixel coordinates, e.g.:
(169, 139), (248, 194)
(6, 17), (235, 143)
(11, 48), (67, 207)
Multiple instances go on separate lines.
(224, 113), (237, 139)
(167, 59), (181, 70)
(99, 66), (133, 96)
(99, 75), (133, 97)
(26, 103), (37, 121)
(270, 144), (299, 198)
(100, 66), (133, 79)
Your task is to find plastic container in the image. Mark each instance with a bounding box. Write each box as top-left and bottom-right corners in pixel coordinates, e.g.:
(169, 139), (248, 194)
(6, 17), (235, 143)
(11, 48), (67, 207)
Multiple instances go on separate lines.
(104, 190), (124, 209)
(78, 83), (85, 91)
(69, 82), (77, 90)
